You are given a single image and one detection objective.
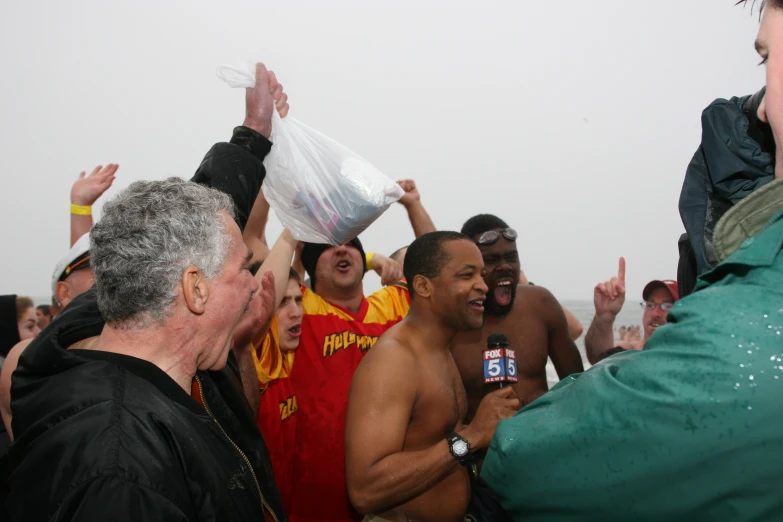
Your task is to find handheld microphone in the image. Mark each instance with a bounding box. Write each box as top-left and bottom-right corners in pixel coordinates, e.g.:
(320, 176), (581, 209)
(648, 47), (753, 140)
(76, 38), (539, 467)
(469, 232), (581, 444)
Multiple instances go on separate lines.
(482, 333), (518, 388)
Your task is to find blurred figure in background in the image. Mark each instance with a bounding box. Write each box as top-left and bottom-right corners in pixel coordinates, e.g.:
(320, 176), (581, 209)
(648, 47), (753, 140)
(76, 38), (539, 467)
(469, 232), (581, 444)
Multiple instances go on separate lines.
(34, 306), (51, 330)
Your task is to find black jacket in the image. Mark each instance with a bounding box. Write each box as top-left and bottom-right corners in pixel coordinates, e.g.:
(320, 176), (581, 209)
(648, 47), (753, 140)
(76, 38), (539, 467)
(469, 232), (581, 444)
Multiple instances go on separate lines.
(191, 125), (273, 232)
(8, 289), (285, 521)
(6, 127), (285, 521)
(186, 123), (287, 518)
(678, 88), (775, 295)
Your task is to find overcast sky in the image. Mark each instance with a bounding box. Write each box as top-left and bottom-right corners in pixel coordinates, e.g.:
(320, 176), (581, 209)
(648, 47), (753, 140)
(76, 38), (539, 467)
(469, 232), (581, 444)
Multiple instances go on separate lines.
(0, 0), (766, 300)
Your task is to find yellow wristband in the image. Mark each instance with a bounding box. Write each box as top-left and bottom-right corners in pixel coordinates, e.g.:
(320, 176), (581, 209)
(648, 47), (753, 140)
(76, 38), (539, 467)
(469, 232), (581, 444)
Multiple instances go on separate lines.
(70, 204), (92, 216)
(365, 252), (374, 271)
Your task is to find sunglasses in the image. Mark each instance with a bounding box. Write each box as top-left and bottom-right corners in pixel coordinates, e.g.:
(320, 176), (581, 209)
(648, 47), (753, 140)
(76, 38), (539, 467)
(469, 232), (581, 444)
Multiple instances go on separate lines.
(640, 301), (674, 311)
(477, 228), (518, 246)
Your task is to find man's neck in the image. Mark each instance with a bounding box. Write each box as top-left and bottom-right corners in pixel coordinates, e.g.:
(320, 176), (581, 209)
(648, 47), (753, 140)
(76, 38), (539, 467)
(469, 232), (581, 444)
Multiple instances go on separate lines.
(405, 306), (457, 351)
(90, 322), (198, 393)
(318, 286), (365, 314)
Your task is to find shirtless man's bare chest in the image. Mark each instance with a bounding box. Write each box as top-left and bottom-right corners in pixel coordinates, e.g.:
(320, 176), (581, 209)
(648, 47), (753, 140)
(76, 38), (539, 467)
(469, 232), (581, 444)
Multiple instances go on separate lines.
(452, 286), (552, 422)
(381, 349), (472, 522)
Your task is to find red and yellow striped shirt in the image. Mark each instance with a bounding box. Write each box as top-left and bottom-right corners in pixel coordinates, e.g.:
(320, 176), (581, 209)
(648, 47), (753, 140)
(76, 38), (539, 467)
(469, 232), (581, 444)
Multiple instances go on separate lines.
(289, 283), (409, 522)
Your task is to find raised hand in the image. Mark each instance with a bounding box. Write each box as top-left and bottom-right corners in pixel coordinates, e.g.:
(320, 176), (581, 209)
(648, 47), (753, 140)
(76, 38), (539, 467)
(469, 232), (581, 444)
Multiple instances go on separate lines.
(594, 257), (626, 319)
(71, 164), (118, 206)
(371, 253), (403, 286)
(243, 63), (289, 138)
(396, 179), (421, 208)
(268, 71), (289, 118)
(233, 270), (277, 349)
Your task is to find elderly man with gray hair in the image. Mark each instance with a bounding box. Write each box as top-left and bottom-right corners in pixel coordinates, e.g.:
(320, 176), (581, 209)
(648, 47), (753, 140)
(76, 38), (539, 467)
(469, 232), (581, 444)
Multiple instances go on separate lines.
(7, 178), (281, 521)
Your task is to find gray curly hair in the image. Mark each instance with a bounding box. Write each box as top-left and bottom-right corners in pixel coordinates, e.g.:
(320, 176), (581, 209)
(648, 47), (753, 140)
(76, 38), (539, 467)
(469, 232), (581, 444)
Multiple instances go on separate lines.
(90, 178), (236, 328)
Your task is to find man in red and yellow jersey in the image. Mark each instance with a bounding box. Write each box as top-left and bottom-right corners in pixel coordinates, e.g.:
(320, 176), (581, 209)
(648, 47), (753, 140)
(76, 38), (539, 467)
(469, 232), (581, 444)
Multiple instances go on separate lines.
(257, 233), (409, 522)
(250, 178), (435, 522)
(282, 238), (407, 522)
(252, 267), (304, 514)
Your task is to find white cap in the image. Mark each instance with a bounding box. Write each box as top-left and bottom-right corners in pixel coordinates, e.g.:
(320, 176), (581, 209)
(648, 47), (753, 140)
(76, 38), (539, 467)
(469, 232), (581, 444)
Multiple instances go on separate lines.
(51, 233), (91, 296)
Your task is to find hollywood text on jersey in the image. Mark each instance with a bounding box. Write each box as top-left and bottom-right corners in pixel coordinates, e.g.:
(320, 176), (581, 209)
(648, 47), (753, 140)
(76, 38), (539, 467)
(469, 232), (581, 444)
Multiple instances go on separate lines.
(322, 330), (379, 358)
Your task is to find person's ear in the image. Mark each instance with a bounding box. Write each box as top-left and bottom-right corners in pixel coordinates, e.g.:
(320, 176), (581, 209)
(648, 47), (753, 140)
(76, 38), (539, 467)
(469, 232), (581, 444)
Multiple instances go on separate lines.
(55, 281), (71, 309)
(182, 266), (209, 315)
(412, 274), (433, 300)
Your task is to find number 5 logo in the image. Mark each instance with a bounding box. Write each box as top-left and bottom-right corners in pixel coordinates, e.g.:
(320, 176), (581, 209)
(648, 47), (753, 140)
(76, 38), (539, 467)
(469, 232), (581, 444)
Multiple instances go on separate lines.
(487, 359), (502, 377)
(507, 358), (517, 377)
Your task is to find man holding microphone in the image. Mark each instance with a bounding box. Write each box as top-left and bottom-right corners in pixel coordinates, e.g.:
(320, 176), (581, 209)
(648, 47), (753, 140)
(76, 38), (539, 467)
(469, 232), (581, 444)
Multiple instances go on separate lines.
(345, 231), (519, 522)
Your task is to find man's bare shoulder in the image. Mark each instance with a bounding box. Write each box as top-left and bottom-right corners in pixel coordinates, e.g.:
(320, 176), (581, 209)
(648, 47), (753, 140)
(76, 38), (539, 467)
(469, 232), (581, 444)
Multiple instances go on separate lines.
(353, 324), (419, 397)
(361, 323), (417, 368)
(512, 284), (559, 314)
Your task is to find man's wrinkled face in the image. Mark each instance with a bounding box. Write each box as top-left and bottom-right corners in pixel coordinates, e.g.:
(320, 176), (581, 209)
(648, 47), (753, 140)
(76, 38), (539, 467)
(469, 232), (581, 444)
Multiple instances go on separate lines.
(475, 230), (521, 317)
(314, 245), (364, 295)
(199, 213), (259, 371)
(642, 287), (675, 341)
(755, 5), (783, 179)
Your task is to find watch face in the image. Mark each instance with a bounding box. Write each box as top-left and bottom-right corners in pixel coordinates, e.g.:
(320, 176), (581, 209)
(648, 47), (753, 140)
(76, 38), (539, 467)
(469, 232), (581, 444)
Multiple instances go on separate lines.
(452, 439), (469, 457)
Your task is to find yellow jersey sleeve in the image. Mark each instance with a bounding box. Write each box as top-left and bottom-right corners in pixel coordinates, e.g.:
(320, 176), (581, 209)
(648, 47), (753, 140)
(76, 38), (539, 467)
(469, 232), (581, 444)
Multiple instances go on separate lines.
(364, 283), (410, 324)
(251, 316), (295, 385)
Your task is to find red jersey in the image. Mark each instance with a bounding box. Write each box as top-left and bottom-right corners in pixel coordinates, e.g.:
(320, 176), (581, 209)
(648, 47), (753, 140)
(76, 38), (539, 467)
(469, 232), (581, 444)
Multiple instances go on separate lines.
(288, 283), (410, 522)
(253, 316), (298, 515)
(258, 377), (297, 513)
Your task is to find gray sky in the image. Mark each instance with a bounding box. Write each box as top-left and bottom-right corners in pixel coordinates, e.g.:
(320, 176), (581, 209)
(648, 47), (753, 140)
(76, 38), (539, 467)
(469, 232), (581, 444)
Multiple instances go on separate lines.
(0, 0), (765, 300)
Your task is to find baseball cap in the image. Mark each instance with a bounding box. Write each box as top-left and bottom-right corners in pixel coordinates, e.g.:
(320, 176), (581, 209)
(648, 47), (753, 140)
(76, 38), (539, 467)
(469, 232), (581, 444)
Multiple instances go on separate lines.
(51, 233), (91, 296)
(642, 279), (679, 302)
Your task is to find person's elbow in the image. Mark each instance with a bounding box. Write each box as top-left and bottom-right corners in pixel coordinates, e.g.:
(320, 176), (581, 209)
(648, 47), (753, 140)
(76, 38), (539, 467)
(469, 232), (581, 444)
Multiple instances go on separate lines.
(585, 342), (610, 366)
(347, 475), (385, 515)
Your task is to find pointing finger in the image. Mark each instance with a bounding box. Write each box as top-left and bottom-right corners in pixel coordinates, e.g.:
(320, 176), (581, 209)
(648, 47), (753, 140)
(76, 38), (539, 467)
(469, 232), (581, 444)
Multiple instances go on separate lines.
(618, 257), (626, 283)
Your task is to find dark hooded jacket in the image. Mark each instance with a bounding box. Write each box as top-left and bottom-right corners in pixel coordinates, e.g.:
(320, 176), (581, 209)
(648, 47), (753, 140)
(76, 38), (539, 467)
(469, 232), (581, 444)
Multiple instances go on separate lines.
(0, 295), (20, 360)
(678, 87), (775, 295)
(0, 294), (18, 479)
(8, 289), (285, 522)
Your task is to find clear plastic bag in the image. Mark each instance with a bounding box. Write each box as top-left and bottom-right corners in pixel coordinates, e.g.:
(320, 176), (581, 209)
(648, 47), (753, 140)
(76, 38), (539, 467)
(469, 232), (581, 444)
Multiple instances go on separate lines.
(216, 63), (403, 245)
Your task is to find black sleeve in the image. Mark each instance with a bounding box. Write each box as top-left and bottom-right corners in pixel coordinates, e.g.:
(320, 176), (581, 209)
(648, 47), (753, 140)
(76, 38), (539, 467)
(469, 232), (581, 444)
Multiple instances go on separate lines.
(51, 477), (191, 522)
(596, 346), (627, 363)
(191, 126), (273, 232)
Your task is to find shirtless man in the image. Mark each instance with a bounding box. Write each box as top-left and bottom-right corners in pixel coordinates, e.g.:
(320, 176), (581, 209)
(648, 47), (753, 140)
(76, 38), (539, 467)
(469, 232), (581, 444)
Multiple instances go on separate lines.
(451, 214), (584, 420)
(346, 231), (520, 522)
